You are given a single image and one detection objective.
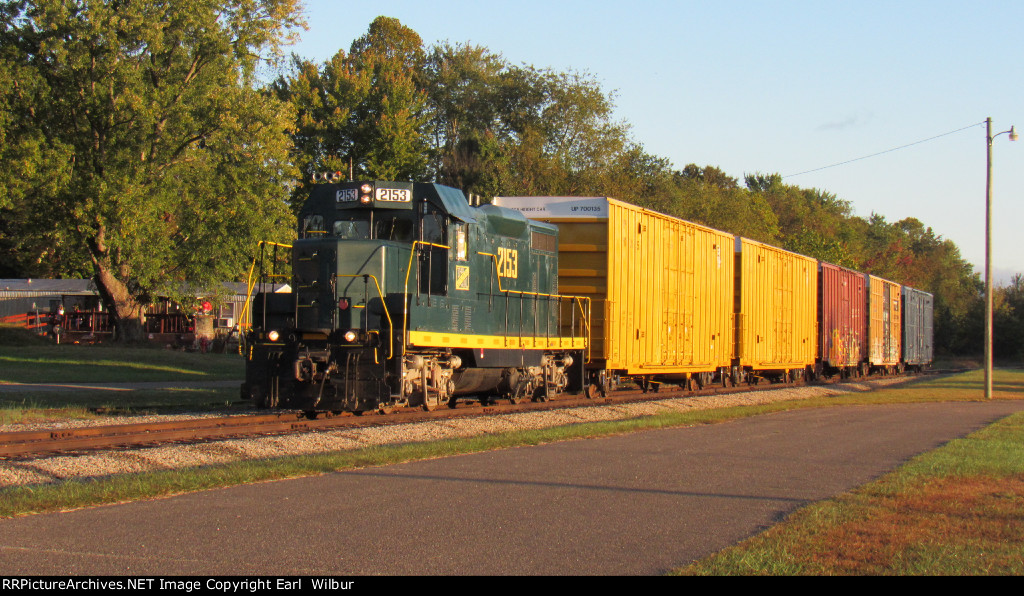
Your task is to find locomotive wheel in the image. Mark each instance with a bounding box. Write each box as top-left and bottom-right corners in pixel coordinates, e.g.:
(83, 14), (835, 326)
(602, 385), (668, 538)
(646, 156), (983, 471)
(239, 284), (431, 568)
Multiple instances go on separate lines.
(377, 405), (395, 415)
(585, 383), (602, 399)
(422, 394), (444, 412)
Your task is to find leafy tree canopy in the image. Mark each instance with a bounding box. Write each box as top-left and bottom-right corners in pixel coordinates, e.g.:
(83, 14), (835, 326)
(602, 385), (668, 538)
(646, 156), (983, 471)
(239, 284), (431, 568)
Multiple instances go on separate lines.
(0, 0), (306, 340)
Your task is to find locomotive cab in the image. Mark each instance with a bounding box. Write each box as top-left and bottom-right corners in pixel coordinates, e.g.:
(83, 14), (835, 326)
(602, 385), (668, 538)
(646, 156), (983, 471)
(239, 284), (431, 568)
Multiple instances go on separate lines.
(242, 181), (589, 414)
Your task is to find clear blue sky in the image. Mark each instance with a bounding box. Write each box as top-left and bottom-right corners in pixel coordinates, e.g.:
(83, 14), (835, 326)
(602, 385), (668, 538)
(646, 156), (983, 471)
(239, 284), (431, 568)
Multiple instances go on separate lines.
(282, 0), (1024, 283)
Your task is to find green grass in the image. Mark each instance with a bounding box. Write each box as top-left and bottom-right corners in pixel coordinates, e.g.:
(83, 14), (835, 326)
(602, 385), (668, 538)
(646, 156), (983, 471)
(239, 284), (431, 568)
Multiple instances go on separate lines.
(0, 325), (50, 346)
(2, 368), (1022, 523)
(0, 339), (245, 422)
(0, 387), (244, 424)
(0, 344), (243, 384)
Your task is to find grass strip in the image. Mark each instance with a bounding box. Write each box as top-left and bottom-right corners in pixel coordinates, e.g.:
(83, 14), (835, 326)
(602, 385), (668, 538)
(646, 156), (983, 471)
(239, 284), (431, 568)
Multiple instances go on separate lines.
(2, 369), (1022, 522)
(0, 387), (244, 424)
(0, 345), (242, 384)
(675, 410), (1024, 575)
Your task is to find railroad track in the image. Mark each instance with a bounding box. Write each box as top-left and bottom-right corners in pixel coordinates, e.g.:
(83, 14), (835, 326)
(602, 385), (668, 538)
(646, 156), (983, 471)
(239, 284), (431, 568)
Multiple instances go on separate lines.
(0, 370), (950, 459)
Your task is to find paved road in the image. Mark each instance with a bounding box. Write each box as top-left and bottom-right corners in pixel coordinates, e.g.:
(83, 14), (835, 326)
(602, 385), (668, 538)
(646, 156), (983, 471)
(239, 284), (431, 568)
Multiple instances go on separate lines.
(1, 400), (1022, 575)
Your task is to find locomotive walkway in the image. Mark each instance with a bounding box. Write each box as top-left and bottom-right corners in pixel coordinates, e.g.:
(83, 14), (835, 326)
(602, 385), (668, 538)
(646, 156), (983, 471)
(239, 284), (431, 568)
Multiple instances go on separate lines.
(0, 399), (1022, 575)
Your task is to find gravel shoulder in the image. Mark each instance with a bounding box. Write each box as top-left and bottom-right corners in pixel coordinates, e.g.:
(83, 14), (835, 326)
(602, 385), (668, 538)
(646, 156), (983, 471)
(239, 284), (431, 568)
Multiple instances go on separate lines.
(0, 377), (915, 489)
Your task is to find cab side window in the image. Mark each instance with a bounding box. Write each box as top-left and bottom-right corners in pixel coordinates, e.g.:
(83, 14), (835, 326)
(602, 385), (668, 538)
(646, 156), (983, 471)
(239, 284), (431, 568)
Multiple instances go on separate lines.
(420, 203), (448, 296)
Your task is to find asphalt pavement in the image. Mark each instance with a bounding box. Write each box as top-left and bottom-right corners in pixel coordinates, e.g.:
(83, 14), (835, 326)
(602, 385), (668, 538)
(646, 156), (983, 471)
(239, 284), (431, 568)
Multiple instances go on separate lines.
(0, 399), (1022, 575)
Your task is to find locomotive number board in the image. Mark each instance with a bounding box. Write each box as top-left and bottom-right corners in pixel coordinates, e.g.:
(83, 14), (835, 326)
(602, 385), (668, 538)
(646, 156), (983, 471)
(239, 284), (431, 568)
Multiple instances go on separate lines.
(375, 188), (412, 202)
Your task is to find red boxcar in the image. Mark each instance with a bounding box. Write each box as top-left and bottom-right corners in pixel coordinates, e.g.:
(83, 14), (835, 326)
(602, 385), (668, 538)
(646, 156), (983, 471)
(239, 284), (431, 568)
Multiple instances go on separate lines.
(817, 262), (868, 376)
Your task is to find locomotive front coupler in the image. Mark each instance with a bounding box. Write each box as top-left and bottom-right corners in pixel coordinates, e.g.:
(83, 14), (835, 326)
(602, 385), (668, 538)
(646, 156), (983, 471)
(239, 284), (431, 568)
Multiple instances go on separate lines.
(293, 349), (333, 382)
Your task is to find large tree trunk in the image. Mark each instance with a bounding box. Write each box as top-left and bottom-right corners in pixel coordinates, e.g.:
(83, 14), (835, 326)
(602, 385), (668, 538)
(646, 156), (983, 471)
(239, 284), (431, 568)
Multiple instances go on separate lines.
(87, 222), (150, 344)
(93, 265), (149, 344)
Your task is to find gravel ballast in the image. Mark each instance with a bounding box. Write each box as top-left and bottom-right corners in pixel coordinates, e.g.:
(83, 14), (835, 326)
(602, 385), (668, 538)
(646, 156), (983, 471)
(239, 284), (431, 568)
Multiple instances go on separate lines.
(0, 377), (915, 489)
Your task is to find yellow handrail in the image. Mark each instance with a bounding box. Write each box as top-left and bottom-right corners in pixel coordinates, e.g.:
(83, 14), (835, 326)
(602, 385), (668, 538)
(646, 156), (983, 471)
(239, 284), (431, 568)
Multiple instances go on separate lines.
(336, 273), (394, 360)
(477, 251), (592, 361)
(239, 241), (293, 331)
(401, 241), (451, 356)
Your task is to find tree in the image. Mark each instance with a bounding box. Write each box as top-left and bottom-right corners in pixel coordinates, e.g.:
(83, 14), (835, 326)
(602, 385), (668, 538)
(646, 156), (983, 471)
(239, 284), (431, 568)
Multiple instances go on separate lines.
(272, 16), (431, 206)
(995, 274), (1024, 361)
(346, 17), (430, 180)
(0, 0), (305, 341)
(423, 43), (513, 196)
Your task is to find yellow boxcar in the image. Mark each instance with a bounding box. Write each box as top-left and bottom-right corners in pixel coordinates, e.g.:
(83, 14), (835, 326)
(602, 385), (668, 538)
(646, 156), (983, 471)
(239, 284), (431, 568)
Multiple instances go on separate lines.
(491, 196), (734, 380)
(867, 274), (902, 368)
(734, 237), (817, 377)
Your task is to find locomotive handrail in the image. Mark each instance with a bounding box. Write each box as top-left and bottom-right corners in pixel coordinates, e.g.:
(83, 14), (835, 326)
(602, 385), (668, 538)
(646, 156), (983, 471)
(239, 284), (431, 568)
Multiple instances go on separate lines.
(239, 240), (293, 332)
(336, 273), (394, 360)
(401, 241), (452, 357)
(477, 251), (592, 360)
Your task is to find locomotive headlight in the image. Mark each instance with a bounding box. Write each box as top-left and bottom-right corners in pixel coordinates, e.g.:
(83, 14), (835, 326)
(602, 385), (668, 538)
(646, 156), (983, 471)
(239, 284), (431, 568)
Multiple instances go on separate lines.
(360, 183), (373, 194)
(359, 194), (372, 204)
(267, 330), (280, 342)
(343, 330), (358, 343)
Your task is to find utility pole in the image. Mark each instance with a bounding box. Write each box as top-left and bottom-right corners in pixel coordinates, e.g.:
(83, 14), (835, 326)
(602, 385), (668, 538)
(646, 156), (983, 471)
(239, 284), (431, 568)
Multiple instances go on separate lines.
(984, 117), (1018, 399)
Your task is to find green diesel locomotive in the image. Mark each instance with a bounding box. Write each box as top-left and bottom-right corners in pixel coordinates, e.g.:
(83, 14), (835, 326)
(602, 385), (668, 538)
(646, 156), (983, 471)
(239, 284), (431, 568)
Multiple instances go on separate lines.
(242, 181), (589, 414)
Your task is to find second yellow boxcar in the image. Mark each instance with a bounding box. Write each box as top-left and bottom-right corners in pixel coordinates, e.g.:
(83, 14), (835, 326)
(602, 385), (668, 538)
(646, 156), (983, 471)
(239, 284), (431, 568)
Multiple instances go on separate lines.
(492, 196), (735, 387)
(867, 274), (902, 369)
(735, 237), (818, 380)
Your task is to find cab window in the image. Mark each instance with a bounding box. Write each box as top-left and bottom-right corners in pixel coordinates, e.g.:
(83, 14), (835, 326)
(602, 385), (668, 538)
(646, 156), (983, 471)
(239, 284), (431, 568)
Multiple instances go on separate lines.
(301, 215), (325, 237)
(333, 213), (371, 240)
(374, 212), (416, 242)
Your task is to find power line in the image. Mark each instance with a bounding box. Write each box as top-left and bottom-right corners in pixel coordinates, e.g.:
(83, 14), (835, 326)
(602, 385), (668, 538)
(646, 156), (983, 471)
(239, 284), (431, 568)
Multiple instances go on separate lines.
(784, 121), (985, 178)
